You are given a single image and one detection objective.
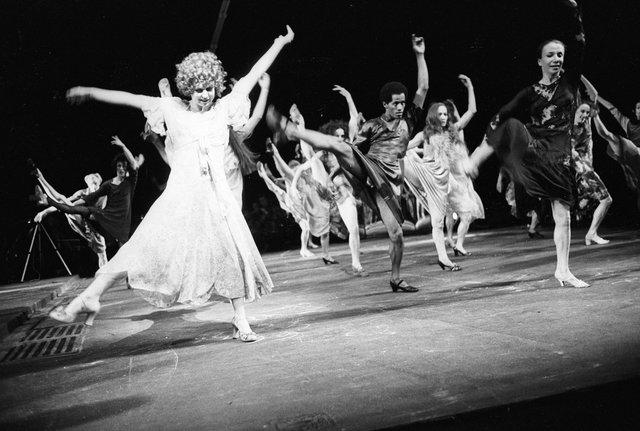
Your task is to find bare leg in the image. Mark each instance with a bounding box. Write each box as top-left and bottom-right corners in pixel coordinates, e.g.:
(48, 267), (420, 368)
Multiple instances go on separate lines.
(49, 272), (123, 325)
(45, 197), (92, 217)
(466, 137), (495, 176)
(374, 193), (417, 292)
(455, 213), (473, 254)
(445, 213), (456, 248)
(551, 200), (588, 287)
(338, 196), (362, 271)
(36, 171), (70, 203)
(432, 210), (456, 267)
(97, 251), (108, 268)
(529, 211), (539, 233)
(280, 121), (366, 180)
(585, 196), (612, 245)
(320, 233), (335, 262)
(299, 220), (314, 257)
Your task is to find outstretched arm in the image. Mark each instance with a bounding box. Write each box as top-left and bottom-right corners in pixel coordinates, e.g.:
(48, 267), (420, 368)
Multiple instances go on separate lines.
(333, 85), (360, 142)
(111, 135), (142, 171)
(66, 87), (154, 110)
(581, 75), (630, 132)
(412, 35), (429, 109)
(233, 26), (294, 95)
(236, 73), (271, 138)
(593, 114), (617, 143)
(454, 74), (477, 130)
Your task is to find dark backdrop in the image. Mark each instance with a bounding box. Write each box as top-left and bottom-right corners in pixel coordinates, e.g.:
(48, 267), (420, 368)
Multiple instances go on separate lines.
(2, 0), (639, 281)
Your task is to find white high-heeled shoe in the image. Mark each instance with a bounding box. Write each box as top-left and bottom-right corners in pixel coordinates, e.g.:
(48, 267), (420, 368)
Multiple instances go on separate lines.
(554, 274), (590, 288)
(585, 234), (609, 246)
(49, 296), (101, 326)
(231, 316), (258, 342)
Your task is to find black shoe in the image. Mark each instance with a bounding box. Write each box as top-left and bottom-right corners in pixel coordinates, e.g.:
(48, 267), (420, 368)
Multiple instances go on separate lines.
(528, 231), (544, 239)
(437, 260), (461, 271)
(453, 247), (471, 257)
(390, 279), (419, 292)
(322, 257), (338, 265)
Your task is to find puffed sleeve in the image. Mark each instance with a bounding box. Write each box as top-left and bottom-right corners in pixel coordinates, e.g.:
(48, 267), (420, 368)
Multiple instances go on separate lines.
(219, 77), (251, 131)
(140, 97), (170, 136)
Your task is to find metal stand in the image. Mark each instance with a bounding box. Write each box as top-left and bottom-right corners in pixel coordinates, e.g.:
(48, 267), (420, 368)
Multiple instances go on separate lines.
(21, 221), (72, 282)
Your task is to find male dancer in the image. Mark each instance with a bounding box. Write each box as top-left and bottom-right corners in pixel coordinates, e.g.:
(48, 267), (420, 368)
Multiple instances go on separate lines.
(267, 35), (428, 292)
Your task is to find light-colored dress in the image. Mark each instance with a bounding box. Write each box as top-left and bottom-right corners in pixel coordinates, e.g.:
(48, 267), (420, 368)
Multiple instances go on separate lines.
(97, 85), (273, 307)
(442, 133), (485, 220)
(403, 138), (450, 217)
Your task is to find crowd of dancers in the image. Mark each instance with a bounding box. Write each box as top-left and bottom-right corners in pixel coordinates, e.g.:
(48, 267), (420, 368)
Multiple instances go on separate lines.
(36, 0), (640, 341)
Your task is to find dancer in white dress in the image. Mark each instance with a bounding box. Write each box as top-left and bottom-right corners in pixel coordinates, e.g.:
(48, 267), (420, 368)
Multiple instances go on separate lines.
(49, 26), (295, 342)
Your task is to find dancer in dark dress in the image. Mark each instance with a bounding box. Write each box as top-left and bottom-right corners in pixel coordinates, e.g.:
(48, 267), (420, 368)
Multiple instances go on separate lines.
(42, 136), (143, 248)
(466, 0), (589, 287)
(267, 35), (429, 293)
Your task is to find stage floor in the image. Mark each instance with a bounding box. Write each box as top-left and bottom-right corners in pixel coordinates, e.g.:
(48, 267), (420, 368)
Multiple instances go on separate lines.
(1, 227), (639, 430)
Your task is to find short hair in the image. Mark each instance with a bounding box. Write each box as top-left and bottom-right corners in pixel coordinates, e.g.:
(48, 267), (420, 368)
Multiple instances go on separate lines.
(379, 81), (408, 104)
(175, 51), (227, 97)
(537, 39), (565, 58)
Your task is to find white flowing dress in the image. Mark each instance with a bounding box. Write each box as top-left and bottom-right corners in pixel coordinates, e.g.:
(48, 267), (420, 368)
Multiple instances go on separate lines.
(97, 86), (273, 307)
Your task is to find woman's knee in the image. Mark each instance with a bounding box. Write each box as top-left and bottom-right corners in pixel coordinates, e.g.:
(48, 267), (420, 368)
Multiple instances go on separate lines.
(602, 195), (613, 206)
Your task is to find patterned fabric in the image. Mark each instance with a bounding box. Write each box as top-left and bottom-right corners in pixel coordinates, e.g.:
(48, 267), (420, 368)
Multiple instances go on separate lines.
(572, 123), (609, 211)
(348, 104), (424, 224)
(485, 3), (584, 206)
(97, 83), (272, 307)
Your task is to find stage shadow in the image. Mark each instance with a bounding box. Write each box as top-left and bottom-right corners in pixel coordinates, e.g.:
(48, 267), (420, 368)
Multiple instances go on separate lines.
(0, 395), (152, 430)
(382, 377), (640, 431)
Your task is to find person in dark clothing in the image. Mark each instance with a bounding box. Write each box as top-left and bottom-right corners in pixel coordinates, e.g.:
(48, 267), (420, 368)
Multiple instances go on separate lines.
(44, 135), (144, 247)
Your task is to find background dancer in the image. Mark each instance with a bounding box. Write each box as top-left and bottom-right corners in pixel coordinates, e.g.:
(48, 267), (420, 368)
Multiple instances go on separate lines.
(267, 34), (429, 292)
(256, 159), (315, 258)
(297, 91), (365, 274)
(49, 26), (294, 342)
(581, 76), (640, 214)
(42, 135), (143, 249)
(571, 100), (612, 245)
(261, 136), (343, 264)
(33, 169), (108, 267)
(466, 0), (589, 287)
(440, 76), (483, 256)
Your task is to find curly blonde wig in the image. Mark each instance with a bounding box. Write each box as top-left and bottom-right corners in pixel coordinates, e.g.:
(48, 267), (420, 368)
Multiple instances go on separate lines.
(175, 51), (227, 97)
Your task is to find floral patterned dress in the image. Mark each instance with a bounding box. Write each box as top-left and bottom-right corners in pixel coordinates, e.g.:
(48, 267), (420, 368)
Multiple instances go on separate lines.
(572, 121), (610, 215)
(485, 3), (585, 206)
